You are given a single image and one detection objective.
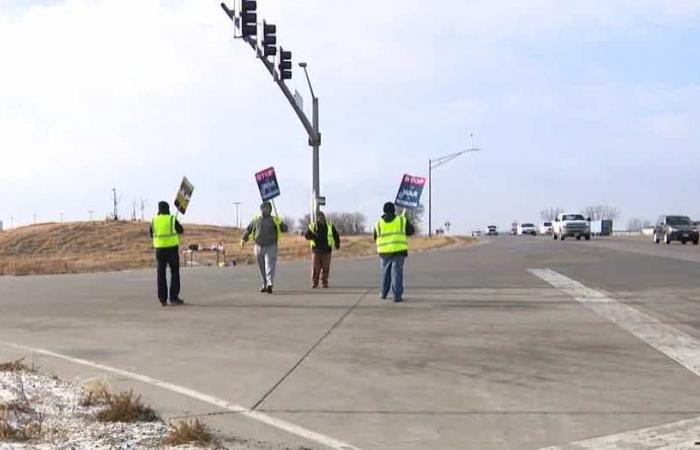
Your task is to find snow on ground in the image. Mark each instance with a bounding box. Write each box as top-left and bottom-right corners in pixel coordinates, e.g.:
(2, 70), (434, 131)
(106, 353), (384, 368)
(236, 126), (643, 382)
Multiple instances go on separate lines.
(0, 368), (167, 449)
(1, 366), (311, 450)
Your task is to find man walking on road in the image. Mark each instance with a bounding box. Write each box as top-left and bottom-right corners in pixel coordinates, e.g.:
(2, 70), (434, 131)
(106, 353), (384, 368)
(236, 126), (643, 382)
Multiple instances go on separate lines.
(150, 201), (185, 307)
(241, 201), (288, 294)
(305, 211), (341, 288)
(374, 202), (415, 302)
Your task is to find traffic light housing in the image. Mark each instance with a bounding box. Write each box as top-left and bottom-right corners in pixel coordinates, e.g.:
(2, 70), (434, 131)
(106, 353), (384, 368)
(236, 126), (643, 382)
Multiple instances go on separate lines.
(262, 21), (277, 57)
(278, 47), (292, 80)
(241, 0), (257, 37)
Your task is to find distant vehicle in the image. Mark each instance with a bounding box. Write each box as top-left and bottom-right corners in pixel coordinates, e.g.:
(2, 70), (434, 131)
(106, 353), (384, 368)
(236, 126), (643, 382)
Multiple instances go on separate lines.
(553, 213), (591, 241)
(510, 221), (518, 235)
(471, 230), (483, 237)
(590, 220), (613, 236)
(653, 215), (699, 245)
(486, 225), (498, 236)
(539, 221), (553, 235)
(517, 223), (538, 236)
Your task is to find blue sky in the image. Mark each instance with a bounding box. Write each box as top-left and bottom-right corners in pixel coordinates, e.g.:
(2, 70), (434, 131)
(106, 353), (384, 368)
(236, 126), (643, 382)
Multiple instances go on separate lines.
(1, 0), (699, 233)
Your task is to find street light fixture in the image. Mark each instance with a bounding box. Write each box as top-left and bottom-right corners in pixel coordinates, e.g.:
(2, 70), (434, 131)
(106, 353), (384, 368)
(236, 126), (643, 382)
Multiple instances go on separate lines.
(428, 146), (481, 237)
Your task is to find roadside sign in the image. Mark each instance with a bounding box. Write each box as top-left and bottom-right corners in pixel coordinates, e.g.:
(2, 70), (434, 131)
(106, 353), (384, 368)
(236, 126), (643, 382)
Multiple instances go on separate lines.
(395, 174), (426, 209)
(255, 167), (281, 201)
(174, 176), (195, 214)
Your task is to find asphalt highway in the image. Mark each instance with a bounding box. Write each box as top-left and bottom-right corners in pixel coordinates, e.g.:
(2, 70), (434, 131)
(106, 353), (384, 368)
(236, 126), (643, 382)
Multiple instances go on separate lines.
(1, 235), (699, 449)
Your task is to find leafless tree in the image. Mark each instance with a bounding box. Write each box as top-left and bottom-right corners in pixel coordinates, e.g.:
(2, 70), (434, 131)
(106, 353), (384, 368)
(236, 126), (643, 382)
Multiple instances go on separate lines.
(584, 205), (620, 221)
(298, 213), (312, 232)
(298, 212), (368, 235)
(627, 218), (643, 232)
(281, 216), (296, 233)
(403, 204), (424, 234)
(540, 207), (564, 221)
(629, 218), (653, 231)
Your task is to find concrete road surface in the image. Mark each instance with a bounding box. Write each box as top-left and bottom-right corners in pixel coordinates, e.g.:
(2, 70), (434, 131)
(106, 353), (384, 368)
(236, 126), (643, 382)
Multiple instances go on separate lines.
(1, 236), (700, 449)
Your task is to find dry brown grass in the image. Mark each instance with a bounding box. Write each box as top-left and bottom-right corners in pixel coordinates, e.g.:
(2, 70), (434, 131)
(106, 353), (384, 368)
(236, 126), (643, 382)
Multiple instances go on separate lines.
(164, 419), (215, 446)
(0, 400), (43, 442)
(93, 389), (159, 423)
(0, 359), (32, 372)
(80, 379), (112, 407)
(0, 221), (474, 276)
(0, 416), (43, 442)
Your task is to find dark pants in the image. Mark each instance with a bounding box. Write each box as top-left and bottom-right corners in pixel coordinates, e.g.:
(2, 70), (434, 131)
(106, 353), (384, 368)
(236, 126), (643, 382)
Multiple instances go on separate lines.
(379, 254), (405, 300)
(156, 246), (180, 303)
(311, 252), (332, 287)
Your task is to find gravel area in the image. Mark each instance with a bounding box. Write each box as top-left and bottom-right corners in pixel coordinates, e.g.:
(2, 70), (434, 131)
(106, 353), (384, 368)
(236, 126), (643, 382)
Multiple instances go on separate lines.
(0, 367), (309, 450)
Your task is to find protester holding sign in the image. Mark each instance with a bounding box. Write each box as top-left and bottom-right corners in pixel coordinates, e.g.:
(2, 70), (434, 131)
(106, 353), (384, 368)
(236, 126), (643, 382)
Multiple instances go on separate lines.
(373, 202), (415, 302)
(150, 201), (185, 307)
(304, 211), (341, 288)
(241, 201), (289, 294)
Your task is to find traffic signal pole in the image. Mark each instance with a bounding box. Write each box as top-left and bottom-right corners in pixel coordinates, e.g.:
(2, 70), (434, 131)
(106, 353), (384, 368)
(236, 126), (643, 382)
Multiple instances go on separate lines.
(220, 2), (322, 219)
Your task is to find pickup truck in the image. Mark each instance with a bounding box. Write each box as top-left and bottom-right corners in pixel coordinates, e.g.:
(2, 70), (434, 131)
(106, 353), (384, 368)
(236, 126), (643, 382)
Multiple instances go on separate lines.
(553, 213), (591, 241)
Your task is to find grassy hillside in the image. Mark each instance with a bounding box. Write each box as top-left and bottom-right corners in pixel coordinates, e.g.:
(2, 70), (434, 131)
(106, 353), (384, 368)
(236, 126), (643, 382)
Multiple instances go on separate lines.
(0, 221), (473, 276)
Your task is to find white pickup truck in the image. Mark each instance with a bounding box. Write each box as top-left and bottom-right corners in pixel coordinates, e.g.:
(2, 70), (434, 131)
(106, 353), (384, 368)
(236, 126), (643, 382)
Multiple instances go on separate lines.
(553, 213), (591, 241)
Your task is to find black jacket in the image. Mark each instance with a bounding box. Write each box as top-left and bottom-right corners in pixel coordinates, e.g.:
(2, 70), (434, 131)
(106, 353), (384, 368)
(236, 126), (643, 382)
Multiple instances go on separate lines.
(373, 213), (415, 257)
(304, 222), (341, 254)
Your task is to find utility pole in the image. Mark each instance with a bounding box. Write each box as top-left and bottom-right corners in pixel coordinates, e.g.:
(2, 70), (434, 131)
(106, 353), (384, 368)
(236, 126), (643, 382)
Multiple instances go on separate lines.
(33, 214), (37, 225)
(89, 210), (94, 221)
(233, 202), (242, 228)
(112, 188), (119, 221)
(60, 212), (64, 223)
(140, 199), (146, 222)
(428, 145), (481, 237)
(221, 2), (322, 220)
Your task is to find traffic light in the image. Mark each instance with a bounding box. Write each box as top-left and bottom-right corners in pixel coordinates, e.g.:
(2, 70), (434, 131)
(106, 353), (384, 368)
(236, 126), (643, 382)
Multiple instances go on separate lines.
(241, 0), (257, 37)
(262, 21), (277, 57)
(278, 47), (292, 80)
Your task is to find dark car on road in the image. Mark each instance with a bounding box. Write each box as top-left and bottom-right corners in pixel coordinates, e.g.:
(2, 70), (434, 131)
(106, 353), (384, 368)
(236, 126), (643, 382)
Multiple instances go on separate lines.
(487, 225), (498, 236)
(653, 215), (699, 245)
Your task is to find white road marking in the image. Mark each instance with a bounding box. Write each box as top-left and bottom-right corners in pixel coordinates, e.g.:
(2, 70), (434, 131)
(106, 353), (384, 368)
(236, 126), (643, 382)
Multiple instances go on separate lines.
(529, 268), (700, 377)
(538, 415), (700, 449)
(531, 268), (700, 449)
(0, 340), (362, 450)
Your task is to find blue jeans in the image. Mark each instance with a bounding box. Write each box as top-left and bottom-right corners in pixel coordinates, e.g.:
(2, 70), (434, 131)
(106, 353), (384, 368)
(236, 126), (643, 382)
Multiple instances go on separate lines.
(379, 254), (405, 300)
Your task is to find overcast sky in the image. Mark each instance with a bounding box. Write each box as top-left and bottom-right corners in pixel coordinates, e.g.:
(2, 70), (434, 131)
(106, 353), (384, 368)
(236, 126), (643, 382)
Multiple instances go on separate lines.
(1, 0), (699, 233)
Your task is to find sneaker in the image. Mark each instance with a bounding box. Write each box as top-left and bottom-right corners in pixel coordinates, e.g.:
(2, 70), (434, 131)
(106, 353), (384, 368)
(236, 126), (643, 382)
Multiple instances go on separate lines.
(394, 297), (404, 303)
(380, 294), (388, 300)
(312, 284), (319, 289)
(266, 286), (273, 294)
(170, 298), (185, 306)
(260, 286), (268, 293)
(160, 301), (167, 307)
(322, 284), (329, 289)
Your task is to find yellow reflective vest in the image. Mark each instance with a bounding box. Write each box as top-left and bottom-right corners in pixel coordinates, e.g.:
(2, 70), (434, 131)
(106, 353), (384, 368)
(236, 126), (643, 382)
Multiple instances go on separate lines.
(308, 222), (336, 249)
(152, 214), (180, 248)
(375, 216), (408, 254)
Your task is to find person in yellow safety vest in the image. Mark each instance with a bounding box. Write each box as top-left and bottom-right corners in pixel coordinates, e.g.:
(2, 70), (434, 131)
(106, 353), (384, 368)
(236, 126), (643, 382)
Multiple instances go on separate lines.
(373, 202), (416, 302)
(241, 201), (289, 294)
(149, 201), (185, 307)
(304, 211), (341, 288)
